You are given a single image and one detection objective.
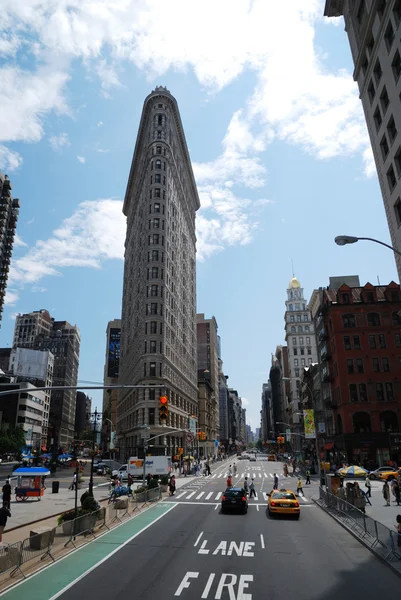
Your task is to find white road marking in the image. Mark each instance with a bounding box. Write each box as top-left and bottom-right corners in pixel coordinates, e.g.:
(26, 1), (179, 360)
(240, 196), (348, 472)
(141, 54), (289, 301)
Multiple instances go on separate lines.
(194, 532), (203, 547)
(241, 473), (245, 478)
(176, 491), (187, 498)
(205, 492), (213, 500)
(186, 491), (196, 499)
(214, 503), (219, 510)
(263, 472), (268, 477)
(217, 474), (223, 478)
(260, 534), (265, 549)
(256, 504), (259, 511)
(215, 492), (222, 500)
(259, 473), (262, 478)
(196, 492), (205, 500)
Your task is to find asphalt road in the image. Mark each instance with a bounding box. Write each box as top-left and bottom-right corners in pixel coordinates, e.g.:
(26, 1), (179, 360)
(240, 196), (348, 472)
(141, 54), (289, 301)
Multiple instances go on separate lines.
(54, 459), (401, 600)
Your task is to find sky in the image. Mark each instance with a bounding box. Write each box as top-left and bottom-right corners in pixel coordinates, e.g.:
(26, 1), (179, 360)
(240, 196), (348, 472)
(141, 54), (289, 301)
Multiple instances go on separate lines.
(0, 0), (399, 431)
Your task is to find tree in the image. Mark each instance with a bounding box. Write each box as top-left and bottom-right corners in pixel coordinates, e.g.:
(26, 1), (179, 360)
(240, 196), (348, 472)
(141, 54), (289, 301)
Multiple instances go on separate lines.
(0, 425), (26, 455)
(256, 439), (263, 451)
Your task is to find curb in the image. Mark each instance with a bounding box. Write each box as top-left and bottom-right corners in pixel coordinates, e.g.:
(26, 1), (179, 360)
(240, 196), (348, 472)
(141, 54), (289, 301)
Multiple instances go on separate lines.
(312, 497), (401, 579)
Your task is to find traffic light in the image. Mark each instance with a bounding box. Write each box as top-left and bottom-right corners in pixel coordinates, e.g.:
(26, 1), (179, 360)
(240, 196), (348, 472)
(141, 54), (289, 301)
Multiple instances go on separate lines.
(159, 395), (168, 421)
(277, 436), (285, 444)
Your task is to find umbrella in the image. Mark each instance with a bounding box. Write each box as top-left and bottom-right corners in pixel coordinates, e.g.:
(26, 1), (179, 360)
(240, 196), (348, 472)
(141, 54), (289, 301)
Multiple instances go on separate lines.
(337, 465), (368, 477)
(58, 453), (73, 460)
(40, 453), (52, 458)
(13, 467), (50, 476)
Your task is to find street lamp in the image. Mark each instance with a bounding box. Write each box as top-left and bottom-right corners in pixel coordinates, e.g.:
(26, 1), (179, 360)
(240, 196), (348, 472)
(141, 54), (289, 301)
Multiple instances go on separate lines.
(334, 235), (401, 257)
(87, 408), (102, 496)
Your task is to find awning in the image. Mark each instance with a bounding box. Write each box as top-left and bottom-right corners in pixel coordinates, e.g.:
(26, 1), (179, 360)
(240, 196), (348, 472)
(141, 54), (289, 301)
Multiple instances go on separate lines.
(324, 442), (335, 450)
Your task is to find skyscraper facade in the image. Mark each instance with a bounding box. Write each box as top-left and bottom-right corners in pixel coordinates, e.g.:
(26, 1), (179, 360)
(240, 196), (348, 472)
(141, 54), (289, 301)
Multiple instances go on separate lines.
(0, 172), (20, 324)
(197, 314), (220, 444)
(13, 310), (80, 447)
(102, 319), (121, 444)
(118, 87), (200, 460)
(324, 1), (401, 277)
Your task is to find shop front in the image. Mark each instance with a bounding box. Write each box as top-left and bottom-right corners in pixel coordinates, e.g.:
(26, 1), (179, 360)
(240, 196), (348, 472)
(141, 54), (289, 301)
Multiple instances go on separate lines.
(332, 432), (397, 469)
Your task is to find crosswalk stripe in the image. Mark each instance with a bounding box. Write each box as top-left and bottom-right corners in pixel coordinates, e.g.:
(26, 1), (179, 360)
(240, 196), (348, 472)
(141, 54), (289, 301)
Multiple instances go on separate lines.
(241, 473), (245, 478)
(259, 473), (262, 478)
(263, 472), (268, 477)
(205, 492), (213, 500)
(186, 491), (196, 499)
(217, 474), (223, 478)
(247, 473), (250, 478)
(176, 491), (187, 498)
(196, 492), (205, 500)
(215, 492), (222, 500)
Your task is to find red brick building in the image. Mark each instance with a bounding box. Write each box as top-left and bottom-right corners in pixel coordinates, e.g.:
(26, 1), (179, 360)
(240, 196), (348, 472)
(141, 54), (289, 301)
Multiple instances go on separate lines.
(321, 281), (401, 467)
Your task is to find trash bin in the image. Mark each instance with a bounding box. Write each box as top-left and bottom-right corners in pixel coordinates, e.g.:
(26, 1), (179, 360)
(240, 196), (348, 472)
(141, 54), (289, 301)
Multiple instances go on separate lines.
(52, 480), (60, 494)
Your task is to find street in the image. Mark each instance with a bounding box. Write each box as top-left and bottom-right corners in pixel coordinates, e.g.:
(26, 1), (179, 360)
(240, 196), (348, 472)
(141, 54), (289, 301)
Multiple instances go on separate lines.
(2, 458), (400, 600)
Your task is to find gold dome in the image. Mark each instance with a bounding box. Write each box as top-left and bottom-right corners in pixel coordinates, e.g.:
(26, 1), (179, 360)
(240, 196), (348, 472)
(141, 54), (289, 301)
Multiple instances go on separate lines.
(289, 277), (301, 289)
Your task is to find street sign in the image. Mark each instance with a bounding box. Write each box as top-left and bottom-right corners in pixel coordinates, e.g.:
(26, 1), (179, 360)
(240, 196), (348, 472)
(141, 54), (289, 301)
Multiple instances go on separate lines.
(186, 432), (194, 442)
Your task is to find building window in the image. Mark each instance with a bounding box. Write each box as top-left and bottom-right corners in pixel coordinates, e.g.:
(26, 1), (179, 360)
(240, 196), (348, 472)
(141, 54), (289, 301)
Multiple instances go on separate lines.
(150, 284), (158, 297)
(301, 358), (305, 366)
(347, 359), (354, 374)
(152, 218), (160, 228)
(295, 369), (300, 377)
(380, 134), (390, 160)
(151, 267), (159, 278)
(290, 315), (294, 322)
(367, 312), (381, 326)
(342, 314), (356, 328)
(392, 310), (401, 325)
(373, 59), (382, 85)
(395, 0), (401, 25)
(376, 383), (384, 401)
(150, 321), (157, 334)
(386, 382), (394, 401)
(303, 314), (309, 322)
(349, 384), (358, 403)
(353, 336), (361, 350)
(381, 357), (391, 372)
(294, 359), (298, 366)
(392, 50), (401, 82)
(369, 334), (376, 348)
(291, 326), (296, 333)
(380, 87), (389, 117)
(151, 250), (159, 261)
(293, 337), (297, 345)
(307, 347), (312, 355)
(155, 159), (161, 169)
(387, 115), (398, 144)
(377, 0), (386, 18)
(344, 336), (351, 350)
(342, 293), (350, 304)
(155, 188), (161, 198)
(395, 334), (401, 347)
(362, 54), (368, 75)
(384, 21), (395, 51)
(378, 334), (386, 348)
(155, 174), (161, 184)
(298, 326), (303, 333)
(359, 383), (367, 402)
(156, 146), (162, 155)
(149, 341), (157, 353)
(373, 358), (380, 372)
(387, 165), (397, 191)
(297, 315), (302, 322)
(368, 80), (375, 103)
(293, 348), (298, 356)
(299, 337), (304, 345)
(395, 147), (401, 178)
(356, 358), (364, 373)
(374, 106), (382, 131)
(306, 337), (311, 345)
(149, 362), (156, 377)
(149, 408), (155, 425)
(301, 348), (305, 355)
(357, 0), (367, 25)
(305, 325), (310, 332)
(150, 303), (158, 315)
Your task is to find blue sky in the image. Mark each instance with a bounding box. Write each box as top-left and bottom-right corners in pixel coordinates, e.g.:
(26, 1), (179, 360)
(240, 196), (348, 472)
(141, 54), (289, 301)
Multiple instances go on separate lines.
(0, 1), (398, 430)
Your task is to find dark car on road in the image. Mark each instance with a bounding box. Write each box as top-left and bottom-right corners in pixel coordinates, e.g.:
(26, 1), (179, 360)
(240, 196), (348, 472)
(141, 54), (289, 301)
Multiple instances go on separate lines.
(221, 487), (248, 514)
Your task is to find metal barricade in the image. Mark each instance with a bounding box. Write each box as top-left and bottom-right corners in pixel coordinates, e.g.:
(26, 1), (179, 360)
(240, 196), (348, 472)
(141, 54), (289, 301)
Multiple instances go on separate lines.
(19, 529), (55, 568)
(0, 542), (23, 578)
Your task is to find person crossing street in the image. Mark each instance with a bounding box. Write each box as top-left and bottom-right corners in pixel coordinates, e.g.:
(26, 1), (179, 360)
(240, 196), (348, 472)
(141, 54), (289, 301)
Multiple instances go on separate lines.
(249, 478), (256, 498)
(306, 469), (311, 484)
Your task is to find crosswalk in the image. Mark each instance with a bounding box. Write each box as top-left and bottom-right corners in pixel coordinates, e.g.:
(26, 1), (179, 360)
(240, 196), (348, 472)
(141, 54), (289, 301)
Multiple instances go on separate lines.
(171, 488), (312, 504)
(207, 472), (295, 479)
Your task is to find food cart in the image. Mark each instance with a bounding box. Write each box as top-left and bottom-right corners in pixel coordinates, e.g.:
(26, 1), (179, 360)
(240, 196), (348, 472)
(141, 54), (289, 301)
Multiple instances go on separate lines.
(12, 467), (50, 502)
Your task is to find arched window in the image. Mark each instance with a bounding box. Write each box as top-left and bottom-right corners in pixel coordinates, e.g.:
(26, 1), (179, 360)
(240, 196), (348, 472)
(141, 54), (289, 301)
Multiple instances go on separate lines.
(392, 311), (401, 325)
(337, 414), (343, 435)
(155, 159), (162, 169)
(291, 326), (296, 333)
(352, 412), (372, 434)
(298, 326), (303, 333)
(342, 314), (356, 328)
(380, 411), (398, 432)
(305, 325), (310, 332)
(367, 312), (381, 326)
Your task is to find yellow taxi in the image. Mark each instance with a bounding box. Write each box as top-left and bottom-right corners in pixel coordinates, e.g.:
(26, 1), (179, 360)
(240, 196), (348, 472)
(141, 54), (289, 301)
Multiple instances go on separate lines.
(267, 489), (300, 519)
(268, 454), (276, 462)
(369, 467), (401, 481)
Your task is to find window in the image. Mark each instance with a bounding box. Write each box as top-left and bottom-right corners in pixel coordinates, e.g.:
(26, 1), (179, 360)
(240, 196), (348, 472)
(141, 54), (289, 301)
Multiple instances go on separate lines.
(151, 234), (160, 245)
(150, 284), (158, 297)
(150, 303), (158, 315)
(396, 199), (401, 227)
(149, 362), (156, 377)
(290, 315), (295, 322)
(297, 315), (301, 322)
(395, 333), (401, 347)
(305, 326), (310, 332)
(151, 250), (159, 262)
(298, 326), (303, 333)
(294, 359), (298, 366)
(150, 321), (157, 334)
(362, 54), (368, 75)
(395, 148), (401, 182)
(350, 384), (358, 403)
(151, 267), (159, 278)
(392, 310), (401, 325)
(347, 359), (354, 374)
(380, 86), (389, 114)
(303, 314), (309, 322)
(295, 369), (300, 377)
(373, 358), (380, 372)
(342, 293), (350, 304)
(154, 188), (161, 198)
(155, 174), (161, 183)
(157, 114), (163, 126)
(301, 358), (305, 366)
(395, 0), (401, 26)
(374, 106), (382, 131)
(299, 337), (304, 345)
(344, 336), (351, 350)
(367, 312), (381, 326)
(387, 115), (398, 144)
(359, 383), (367, 402)
(293, 337), (297, 345)
(356, 358), (364, 373)
(385, 21), (395, 51)
(353, 336), (361, 350)
(343, 314), (356, 328)
(368, 80), (375, 104)
(373, 59), (382, 85)
(306, 337), (311, 345)
(293, 348), (298, 356)
(380, 134), (390, 160)
(156, 146), (162, 154)
(376, 383), (384, 401)
(378, 334), (386, 348)
(149, 340), (157, 353)
(155, 159), (161, 169)
(152, 218), (160, 228)
(392, 50), (401, 81)
(386, 382), (394, 401)
(301, 348), (305, 355)
(382, 357), (390, 372)
(369, 334), (376, 348)
(367, 34), (374, 57)
(291, 326), (296, 332)
(387, 165), (397, 191)
(378, 0), (386, 18)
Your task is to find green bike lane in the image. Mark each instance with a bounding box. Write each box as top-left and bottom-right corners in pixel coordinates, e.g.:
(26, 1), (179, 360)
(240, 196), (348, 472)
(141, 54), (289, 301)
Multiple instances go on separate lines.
(0, 502), (177, 600)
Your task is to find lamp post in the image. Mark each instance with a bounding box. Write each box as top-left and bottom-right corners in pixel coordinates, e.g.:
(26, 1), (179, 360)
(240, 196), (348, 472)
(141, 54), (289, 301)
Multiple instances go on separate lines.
(87, 408), (102, 496)
(334, 235), (401, 257)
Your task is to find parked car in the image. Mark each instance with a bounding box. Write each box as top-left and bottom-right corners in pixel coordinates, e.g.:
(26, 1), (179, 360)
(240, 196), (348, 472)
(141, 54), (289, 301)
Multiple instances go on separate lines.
(221, 487), (248, 514)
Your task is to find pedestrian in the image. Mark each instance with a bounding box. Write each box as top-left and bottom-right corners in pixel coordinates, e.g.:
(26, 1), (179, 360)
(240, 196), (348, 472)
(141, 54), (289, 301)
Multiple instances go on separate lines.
(0, 505), (11, 543)
(393, 480), (401, 506)
(383, 480), (391, 506)
(283, 464), (288, 477)
(68, 472), (77, 491)
(2, 481), (11, 509)
(297, 478), (304, 496)
(249, 478), (256, 498)
(206, 460), (211, 476)
(228, 465), (232, 477)
(364, 475), (372, 498)
(306, 469), (311, 485)
(146, 472), (152, 486)
(243, 477), (249, 495)
(273, 473), (279, 490)
(354, 483), (366, 513)
(395, 514), (401, 548)
(169, 475), (176, 496)
(226, 475), (232, 488)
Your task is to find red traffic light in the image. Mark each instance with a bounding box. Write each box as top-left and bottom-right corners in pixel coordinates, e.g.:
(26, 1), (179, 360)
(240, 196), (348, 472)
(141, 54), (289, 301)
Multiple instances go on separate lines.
(160, 396), (168, 405)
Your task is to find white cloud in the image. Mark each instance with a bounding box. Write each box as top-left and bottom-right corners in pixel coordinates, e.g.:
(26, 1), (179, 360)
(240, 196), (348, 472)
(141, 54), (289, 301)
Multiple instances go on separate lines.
(4, 289), (19, 306)
(0, 145), (22, 171)
(241, 398), (250, 407)
(49, 132), (70, 152)
(31, 285), (47, 293)
(97, 121), (103, 127)
(14, 234), (27, 247)
(77, 155), (86, 164)
(95, 60), (123, 97)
